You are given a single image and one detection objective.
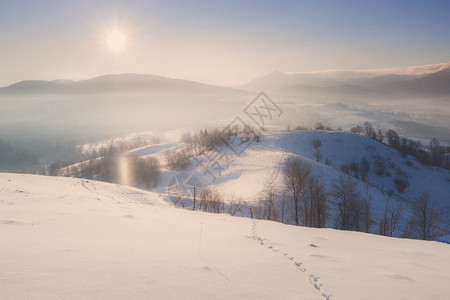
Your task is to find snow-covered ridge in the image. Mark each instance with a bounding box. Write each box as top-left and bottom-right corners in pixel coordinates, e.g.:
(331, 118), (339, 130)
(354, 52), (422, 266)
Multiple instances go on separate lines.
(158, 130), (450, 226)
(1, 173), (449, 299)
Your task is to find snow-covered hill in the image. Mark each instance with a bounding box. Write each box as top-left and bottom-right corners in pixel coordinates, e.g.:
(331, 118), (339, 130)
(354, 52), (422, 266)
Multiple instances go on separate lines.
(1, 173), (449, 299)
(141, 130), (449, 235)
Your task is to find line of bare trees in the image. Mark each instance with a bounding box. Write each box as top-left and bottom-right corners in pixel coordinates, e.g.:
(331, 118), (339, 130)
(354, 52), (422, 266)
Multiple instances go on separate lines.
(180, 125), (262, 156)
(165, 125), (263, 172)
(282, 157), (328, 227)
(173, 157), (328, 228)
(329, 175), (371, 232)
(165, 148), (194, 170)
(351, 121), (450, 170)
(282, 156), (443, 240)
(170, 154), (444, 241)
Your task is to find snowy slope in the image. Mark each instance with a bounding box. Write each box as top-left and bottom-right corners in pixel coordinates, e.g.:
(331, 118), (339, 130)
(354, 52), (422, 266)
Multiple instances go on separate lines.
(152, 130), (450, 233)
(1, 173), (450, 299)
(74, 128), (450, 237)
(260, 130), (450, 206)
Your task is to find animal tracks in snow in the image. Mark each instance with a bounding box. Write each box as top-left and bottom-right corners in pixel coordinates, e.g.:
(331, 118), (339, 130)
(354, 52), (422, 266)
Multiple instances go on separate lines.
(248, 220), (332, 299)
(80, 179), (121, 203)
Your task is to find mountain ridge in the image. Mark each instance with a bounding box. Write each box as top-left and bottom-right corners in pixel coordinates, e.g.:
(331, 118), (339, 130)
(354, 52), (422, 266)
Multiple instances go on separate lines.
(243, 62), (450, 98)
(0, 73), (246, 96)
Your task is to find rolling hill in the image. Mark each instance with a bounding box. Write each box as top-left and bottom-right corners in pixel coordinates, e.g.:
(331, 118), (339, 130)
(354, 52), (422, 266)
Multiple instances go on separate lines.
(76, 129), (450, 240)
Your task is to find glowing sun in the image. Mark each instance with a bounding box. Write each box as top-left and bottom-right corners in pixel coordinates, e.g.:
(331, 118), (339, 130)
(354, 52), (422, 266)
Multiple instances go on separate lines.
(105, 30), (127, 53)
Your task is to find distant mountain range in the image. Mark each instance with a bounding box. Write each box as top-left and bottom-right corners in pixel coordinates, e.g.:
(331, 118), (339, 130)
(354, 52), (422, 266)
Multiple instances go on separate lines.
(1, 61), (450, 99)
(0, 74), (245, 96)
(242, 62), (450, 99)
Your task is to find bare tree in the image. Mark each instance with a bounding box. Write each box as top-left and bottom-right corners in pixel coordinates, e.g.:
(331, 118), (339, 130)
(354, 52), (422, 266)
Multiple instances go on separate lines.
(386, 130), (400, 148)
(429, 138), (443, 166)
(249, 200), (264, 220)
(374, 154), (385, 176)
(165, 148), (192, 170)
(199, 188), (224, 214)
(363, 121), (375, 139)
(378, 199), (402, 237)
(227, 197), (244, 216)
(360, 157), (370, 182)
(376, 129), (384, 143)
(261, 179), (278, 221)
(303, 176), (328, 228)
(361, 196), (373, 233)
(314, 147), (322, 162)
(351, 125), (363, 134)
(407, 191), (442, 240)
(191, 186), (199, 210)
(393, 170), (409, 193)
(330, 176), (363, 231)
(282, 157), (312, 225)
(312, 139), (323, 162)
(277, 190), (291, 224)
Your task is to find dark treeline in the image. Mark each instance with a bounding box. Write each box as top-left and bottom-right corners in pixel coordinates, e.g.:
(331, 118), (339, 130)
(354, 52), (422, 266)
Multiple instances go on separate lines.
(351, 121), (450, 169)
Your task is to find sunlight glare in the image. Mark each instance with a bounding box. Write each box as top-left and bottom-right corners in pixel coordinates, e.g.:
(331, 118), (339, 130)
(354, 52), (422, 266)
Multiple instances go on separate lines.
(105, 30), (127, 53)
(118, 156), (131, 186)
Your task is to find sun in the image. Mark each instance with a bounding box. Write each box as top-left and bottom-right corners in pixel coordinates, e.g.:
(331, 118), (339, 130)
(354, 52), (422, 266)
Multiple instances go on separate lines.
(105, 30), (127, 53)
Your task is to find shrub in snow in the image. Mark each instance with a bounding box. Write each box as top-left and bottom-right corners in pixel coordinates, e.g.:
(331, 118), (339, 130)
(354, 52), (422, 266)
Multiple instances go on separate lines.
(374, 154), (386, 176)
(393, 170), (409, 194)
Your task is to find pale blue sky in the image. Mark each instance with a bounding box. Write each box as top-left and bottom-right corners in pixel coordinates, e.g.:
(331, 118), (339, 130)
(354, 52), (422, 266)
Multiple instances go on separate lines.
(1, 0), (449, 86)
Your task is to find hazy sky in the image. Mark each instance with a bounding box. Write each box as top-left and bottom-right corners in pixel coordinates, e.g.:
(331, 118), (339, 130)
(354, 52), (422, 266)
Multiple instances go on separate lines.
(1, 0), (450, 86)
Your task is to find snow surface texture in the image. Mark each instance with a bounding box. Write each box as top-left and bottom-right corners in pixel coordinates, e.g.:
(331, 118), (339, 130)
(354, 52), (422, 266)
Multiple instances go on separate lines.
(1, 174), (449, 299)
